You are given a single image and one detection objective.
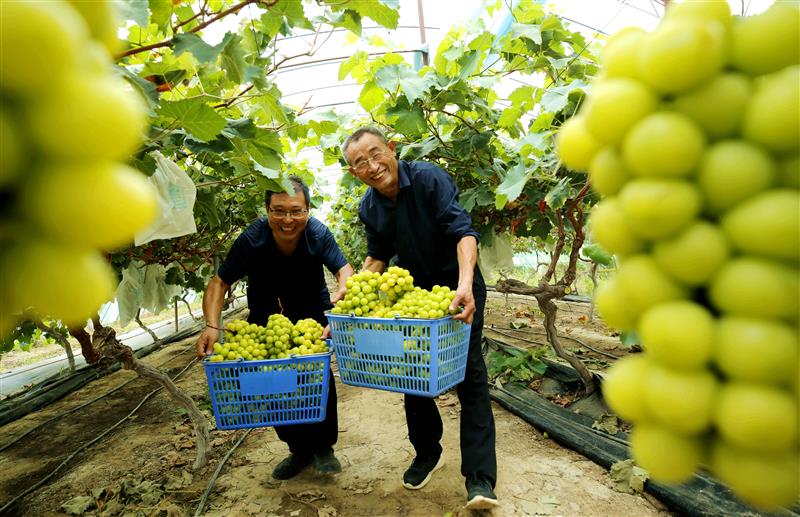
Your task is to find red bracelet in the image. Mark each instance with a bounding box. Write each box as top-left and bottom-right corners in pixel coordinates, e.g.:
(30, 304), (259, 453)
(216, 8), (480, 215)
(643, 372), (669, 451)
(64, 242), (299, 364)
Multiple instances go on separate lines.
(206, 324), (220, 330)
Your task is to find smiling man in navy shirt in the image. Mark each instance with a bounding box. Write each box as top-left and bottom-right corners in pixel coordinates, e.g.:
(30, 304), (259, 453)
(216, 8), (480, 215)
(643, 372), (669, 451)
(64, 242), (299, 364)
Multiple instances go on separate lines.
(195, 176), (354, 481)
(342, 127), (498, 510)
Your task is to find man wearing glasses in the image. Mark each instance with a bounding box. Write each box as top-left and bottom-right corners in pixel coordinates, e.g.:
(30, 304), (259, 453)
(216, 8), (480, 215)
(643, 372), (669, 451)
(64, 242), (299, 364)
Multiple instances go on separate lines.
(196, 175), (354, 480)
(341, 127), (498, 510)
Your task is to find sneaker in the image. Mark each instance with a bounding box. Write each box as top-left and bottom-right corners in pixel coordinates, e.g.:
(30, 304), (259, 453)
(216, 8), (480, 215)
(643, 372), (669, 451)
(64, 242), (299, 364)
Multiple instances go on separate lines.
(272, 454), (313, 480)
(402, 454), (445, 490)
(466, 475), (498, 510)
(313, 449), (342, 474)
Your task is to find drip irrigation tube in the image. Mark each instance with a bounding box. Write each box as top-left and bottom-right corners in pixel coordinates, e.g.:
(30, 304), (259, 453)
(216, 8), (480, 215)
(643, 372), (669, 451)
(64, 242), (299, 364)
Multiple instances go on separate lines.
(0, 356), (198, 514)
(0, 349), (188, 453)
(0, 307), (245, 427)
(193, 429), (253, 517)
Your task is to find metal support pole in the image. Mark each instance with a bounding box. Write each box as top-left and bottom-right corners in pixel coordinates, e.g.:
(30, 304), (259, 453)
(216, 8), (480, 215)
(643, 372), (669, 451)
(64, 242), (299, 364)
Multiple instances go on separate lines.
(174, 298), (179, 332)
(417, 0), (429, 66)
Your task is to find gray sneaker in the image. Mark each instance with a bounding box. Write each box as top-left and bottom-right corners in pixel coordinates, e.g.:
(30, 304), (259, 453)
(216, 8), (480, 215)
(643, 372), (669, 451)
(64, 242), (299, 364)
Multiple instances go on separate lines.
(466, 475), (498, 510)
(313, 449), (342, 474)
(272, 454), (313, 480)
(402, 454), (445, 490)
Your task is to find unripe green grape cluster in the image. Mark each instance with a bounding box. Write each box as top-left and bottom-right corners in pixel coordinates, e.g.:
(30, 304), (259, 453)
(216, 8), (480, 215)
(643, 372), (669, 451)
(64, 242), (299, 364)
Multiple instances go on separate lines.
(557, 1), (798, 510)
(0, 2), (158, 336)
(208, 316), (329, 363)
(330, 266), (459, 319)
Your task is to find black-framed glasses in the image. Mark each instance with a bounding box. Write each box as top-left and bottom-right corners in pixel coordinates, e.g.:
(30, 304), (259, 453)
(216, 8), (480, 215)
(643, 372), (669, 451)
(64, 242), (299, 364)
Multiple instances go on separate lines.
(351, 150), (389, 174)
(268, 208), (308, 220)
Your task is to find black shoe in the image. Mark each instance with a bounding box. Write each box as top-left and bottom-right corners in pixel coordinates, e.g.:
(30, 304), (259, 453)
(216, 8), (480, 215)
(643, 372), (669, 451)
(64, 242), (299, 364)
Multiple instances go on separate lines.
(272, 454), (313, 480)
(313, 449), (342, 474)
(402, 454), (445, 490)
(466, 475), (498, 510)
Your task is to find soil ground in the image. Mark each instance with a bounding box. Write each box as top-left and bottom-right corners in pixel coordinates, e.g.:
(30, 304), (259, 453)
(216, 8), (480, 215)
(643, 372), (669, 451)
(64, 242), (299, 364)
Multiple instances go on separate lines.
(0, 293), (672, 517)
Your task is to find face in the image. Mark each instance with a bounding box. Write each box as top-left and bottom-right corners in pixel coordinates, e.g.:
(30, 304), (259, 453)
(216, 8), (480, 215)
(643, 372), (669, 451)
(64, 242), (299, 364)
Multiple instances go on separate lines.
(266, 190), (309, 242)
(345, 133), (398, 198)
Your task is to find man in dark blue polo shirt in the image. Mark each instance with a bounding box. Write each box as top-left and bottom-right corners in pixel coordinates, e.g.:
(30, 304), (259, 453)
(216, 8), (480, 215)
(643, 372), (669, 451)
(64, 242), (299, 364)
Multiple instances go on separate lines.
(196, 176), (354, 480)
(342, 127), (498, 510)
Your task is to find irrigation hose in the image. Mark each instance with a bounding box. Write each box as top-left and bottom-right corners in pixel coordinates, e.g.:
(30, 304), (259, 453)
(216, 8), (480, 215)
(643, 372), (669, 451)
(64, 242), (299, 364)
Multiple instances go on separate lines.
(0, 355), (198, 513)
(0, 348), (190, 453)
(194, 429), (252, 517)
(486, 325), (622, 360)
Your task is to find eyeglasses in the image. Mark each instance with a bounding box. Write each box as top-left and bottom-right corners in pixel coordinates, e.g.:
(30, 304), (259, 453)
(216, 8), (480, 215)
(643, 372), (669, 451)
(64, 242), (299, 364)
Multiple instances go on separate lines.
(268, 208), (308, 220)
(351, 150), (389, 175)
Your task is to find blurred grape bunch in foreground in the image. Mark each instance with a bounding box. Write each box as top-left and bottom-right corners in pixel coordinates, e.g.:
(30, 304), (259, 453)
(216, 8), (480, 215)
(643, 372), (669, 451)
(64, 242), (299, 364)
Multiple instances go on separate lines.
(0, 1), (158, 337)
(557, 0), (799, 511)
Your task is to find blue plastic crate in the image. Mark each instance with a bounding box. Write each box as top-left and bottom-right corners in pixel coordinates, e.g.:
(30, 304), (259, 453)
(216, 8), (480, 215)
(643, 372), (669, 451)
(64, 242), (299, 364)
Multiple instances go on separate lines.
(203, 352), (331, 430)
(326, 313), (471, 397)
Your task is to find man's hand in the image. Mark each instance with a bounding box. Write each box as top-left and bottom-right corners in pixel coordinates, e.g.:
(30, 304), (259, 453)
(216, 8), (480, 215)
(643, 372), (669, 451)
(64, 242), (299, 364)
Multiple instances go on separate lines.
(331, 286), (347, 304)
(195, 326), (219, 359)
(450, 285), (476, 324)
(322, 324), (332, 340)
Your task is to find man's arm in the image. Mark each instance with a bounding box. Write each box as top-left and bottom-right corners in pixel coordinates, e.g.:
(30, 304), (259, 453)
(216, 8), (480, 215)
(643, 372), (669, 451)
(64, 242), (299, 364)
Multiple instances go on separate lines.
(363, 256), (387, 274)
(451, 235), (478, 323)
(195, 275), (230, 358)
(331, 263), (355, 303)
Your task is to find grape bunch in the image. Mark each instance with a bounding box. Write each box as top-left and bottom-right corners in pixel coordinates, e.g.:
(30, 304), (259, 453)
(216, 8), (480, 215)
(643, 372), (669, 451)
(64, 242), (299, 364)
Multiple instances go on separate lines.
(557, 1), (798, 510)
(330, 266), (459, 319)
(0, 2), (157, 337)
(209, 316), (329, 362)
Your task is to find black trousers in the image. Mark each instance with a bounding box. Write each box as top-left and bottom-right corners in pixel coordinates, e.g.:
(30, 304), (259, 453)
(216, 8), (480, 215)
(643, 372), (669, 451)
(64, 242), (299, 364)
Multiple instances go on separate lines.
(274, 368), (338, 458)
(403, 287), (497, 486)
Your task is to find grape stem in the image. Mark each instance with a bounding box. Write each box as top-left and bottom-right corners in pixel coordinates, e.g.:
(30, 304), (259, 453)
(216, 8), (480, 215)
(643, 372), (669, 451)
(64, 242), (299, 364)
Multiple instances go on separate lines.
(115, 0), (280, 60)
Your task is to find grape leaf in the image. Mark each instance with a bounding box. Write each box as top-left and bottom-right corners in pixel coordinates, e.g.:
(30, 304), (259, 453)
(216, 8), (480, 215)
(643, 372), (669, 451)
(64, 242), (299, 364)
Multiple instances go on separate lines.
(173, 33), (233, 64)
(540, 80), (589, 113)
(344, 0), (399, 29)
(495, 162), (530, 209)
(117, 0), (149, 27)
(375, 65), (434, 104)
(158, 99), (227, 142)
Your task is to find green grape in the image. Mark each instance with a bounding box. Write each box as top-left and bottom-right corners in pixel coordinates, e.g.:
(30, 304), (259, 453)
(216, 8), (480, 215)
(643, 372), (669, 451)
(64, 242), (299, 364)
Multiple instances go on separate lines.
(652, 221), (730, 287)
(0, 1), (89, 96)
(1, 240), (115, 325)
(582, 78), (658, 146)
(622, 112), (706, 178)
(618, 179), (701, 240)
(556, 116), (601, 171)
(721, 189), (800, 260)
(713, 383), (798, 453)
(20, 162), (159, 250)
(638, 301), (715, 370)
(697, 140), (776, 215)
(637, 19), (725, 94)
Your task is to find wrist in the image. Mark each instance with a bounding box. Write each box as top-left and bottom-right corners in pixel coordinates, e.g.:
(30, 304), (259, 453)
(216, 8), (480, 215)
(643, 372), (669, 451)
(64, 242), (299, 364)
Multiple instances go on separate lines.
(206, 323), (220, 330)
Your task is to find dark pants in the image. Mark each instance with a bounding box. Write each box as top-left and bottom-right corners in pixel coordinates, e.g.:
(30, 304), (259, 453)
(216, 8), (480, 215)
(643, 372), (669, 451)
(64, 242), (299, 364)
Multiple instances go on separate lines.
(403, 287), (497, 487)
(274, 368), (338, 458)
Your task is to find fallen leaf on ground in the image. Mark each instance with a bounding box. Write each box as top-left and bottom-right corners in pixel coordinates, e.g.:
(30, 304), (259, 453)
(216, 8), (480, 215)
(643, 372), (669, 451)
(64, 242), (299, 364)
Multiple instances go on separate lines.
(296, 489), (326, 503)
(61, 495), (95, 515)
(610, 459), (649, 494)
(318, 505), (338, 516)
(539, 495), (560, 506)
(591, 414), (620, 435)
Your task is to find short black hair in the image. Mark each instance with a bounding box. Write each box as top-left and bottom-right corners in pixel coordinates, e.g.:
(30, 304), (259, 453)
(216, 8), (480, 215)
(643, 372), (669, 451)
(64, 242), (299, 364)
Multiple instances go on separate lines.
(341, 126), (388, 164)
(264, 175), (310, 208)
